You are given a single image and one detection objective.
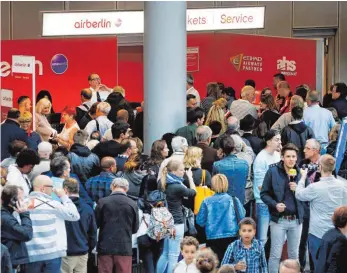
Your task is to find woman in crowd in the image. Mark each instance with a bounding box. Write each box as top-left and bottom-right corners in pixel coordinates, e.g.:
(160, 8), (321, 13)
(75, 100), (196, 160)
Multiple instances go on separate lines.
(257, 94), (281, 138)
(36, 90), (55, 114)
(157, 160), (196, 273)
(201, 82), (220, 116)
(205, 99), (228, 134)
(316, 206), (347, 273)
(18, 112), (41, 151)
(261, 87), (273, 97)
(123, 154), (147, 197)
(55, 107), (79, 149)
(35, 98), (57, 142)
(196, 174), (245, 262)
(326, 124), (347, 179)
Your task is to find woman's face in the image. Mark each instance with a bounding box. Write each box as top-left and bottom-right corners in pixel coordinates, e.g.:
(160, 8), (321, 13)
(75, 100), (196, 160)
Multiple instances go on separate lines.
(61, 112), (74, 123)
(41, 105), (51, 115)
(19, 119), (32, 132)
(259, 102), (268, 110)
(332, 86), (340, 100)
(172, 164), (185, 178)
(195, 156), (202, 167)
(161, 144), (169, 158)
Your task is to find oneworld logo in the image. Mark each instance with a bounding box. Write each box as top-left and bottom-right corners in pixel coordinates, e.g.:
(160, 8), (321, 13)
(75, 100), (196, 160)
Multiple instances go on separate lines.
(51, 54), (68, 75)
(277, 56), (297, 76)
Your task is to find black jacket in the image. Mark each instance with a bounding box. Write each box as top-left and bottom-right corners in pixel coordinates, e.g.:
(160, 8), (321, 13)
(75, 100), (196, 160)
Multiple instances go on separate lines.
(95, 192), (139, 256)
(0, 119), (28, 160)
(133, 111), (144, 142)
(106, 92), (134, 126)
(281, 122), (315, 162)
(78, 113), (93, 130)
(92, 140), (126, 159)
(1, 207), (33, 266)
(260, 161), (307, 224)
(65, 197), (97, 256)
(242, 133), (264, 155)
(327, 141), (347, 180)
(316, 228), (347, 273)
(330, 96), (347, 120)
(1, 244), (12, 273)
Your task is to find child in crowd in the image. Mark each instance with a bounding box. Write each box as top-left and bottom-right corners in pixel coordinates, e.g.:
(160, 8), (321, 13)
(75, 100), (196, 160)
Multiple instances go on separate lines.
(218, 265), (236, 273)
(196, 248), (219, 273)
(174, 236), (200, 273)
(221, 218), (267, 273)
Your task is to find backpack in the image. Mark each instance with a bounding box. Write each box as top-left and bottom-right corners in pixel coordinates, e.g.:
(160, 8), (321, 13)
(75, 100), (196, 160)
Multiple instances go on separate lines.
(194, 169), (214, 215)
(146, 204), (175, 242)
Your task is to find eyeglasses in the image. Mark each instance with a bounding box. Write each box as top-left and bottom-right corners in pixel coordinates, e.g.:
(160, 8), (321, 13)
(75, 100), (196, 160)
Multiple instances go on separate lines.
(91, 77), (100, 81)
(43, 185), (53, 188)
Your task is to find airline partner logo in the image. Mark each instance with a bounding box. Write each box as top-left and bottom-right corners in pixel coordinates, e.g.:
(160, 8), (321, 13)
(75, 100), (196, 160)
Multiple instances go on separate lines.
(230, 53), (263, 72)
(277, 56), (297, 76)
(51, 54), (68, 75)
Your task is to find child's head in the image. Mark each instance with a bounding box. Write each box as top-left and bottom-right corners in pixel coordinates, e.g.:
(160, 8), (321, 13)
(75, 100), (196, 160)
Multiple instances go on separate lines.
(196, 248), (219, 273)
(180, 236), (199, 265)
(218, 265), (236, 273)
(239, 217), (256, 244)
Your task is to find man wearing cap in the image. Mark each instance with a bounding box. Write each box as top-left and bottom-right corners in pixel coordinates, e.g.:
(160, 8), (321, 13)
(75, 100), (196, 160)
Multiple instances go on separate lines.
(186, 74), (201, 106)
(240, 114), (264, 155)
(1, 108), (28, 160)
(29, 142), (53, 182)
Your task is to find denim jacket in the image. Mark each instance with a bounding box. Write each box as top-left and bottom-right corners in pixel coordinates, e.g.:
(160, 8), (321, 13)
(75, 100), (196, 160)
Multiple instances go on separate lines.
(212, 154), (249, 204)
(196, 193), (245, 240)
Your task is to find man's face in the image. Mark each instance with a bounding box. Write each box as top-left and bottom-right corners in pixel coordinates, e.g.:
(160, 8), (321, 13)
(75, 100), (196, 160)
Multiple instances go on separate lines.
(268, 134), (282, 151)
(249, 90), (256, 102)
(282, 150), (297, 169)
(21, 164), (34, 174)
(273, 77), (280, 89)
(197, 115), (205, 126)
(187, 98), (197, 109)
(20, 98), (32, 112)
(63, 161), (71, 178)
(332, 86), (340, 100)
(43, 182), (53, 196)
(221, 93), (231, 101)
(304, 143), (319, 161)
(89, 74), (101, 89)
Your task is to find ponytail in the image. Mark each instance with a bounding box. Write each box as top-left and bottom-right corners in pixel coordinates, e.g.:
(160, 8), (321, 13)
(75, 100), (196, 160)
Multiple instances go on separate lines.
(161, 166), (168, 190)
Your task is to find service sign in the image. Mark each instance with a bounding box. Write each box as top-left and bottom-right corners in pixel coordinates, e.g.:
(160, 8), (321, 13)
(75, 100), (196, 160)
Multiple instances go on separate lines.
(42, 7), (265, 36)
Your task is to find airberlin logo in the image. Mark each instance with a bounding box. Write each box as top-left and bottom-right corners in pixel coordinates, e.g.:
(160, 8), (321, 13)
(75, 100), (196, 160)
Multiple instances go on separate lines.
(230, 53), (263, 72)
(74, 18), (122, 29)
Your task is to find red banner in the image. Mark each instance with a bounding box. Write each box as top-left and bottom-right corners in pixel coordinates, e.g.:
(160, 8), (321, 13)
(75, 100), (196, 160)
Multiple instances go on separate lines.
(1, 38), (118, 113)
(118, 33), (317, 102)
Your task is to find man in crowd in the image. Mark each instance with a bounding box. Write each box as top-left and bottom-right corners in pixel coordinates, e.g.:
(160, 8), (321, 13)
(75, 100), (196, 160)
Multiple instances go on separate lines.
(78, 102), (99, 130)
(186, 73), (200, 106)
(1, 108), (28, 160)
(7, 149), (40, 196)
(176, 107), (205, 146)
(92, 121), (131, 159)
(61, 178), (97, 273)
(296, 154), (347, 269)
(261, 144), (306, 273)
(88, 73), (112, 103)
(76, 88), (93, 124)
(276, 81), (292, 114)
(195, 125), (219, 173)
(221, 86), (236, 109)
(304, 90), (335, 152)
(102, 109), (130, 141)
(95, 178), (139, 273)
(29, 141), (53, 181)
(25, 175), (80, 273)
(273, 73), (286, 91)
(240, 114), (264, 155)
(50, 156), (71, 201)
(115, 139), (137, 173)
(85, 157), (117, 203)
(230, 85), (258, 120)
(186, 94), (198, 109)
(85, 102), (113, 137)
(18, 96), (32, 115)
(1, 140), (27, 169)
(330, 82), (347, 120)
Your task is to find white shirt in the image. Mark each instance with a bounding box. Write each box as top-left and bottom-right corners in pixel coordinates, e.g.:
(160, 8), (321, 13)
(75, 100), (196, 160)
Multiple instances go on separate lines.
(85, 115), (113, 138)
(90, 87), (110, 104)
(186, 87), (201, 106)
(6, 164), (32, 196)
(296, 175), (347, 238)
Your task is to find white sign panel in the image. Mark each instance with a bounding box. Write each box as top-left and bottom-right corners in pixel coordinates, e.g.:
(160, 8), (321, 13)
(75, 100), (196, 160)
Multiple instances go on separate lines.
(42, 7), (265, 36)
(1, 89), (13, 108)
(12, 55), (35, 74)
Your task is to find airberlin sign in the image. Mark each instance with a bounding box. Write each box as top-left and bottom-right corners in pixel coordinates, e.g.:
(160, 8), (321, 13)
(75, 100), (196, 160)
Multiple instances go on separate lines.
(42, 7), (265, 36)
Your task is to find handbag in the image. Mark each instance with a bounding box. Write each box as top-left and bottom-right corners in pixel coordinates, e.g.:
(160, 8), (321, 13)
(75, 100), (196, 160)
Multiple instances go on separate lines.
(194, 169), (215, 215)
(232, 196), (241, 225)
(182, 206), (197, 236)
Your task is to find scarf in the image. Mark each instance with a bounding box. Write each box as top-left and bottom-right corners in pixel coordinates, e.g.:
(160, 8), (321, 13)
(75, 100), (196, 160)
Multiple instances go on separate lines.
(166, 173), (184, 185)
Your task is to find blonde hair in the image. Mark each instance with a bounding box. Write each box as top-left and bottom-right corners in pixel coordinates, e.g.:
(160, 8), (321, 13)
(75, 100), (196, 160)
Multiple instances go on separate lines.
(241, 85), (255, 99)
(131, 137), (143, 153)
(36, 98), (52, 114)
(19, 111), (33, 121)
(113, 85), (125, 96)
(290, 95), (304, 110)
(184, 147), (203, 168)
(211, 174), (228, 193)
(205, 99), (227, 133)
(161, 160), (183, 190)
(329, 124), (341, 142)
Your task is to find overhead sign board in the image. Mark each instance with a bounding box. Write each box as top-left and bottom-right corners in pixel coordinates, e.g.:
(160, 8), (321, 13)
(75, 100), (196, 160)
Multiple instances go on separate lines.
(42, 7), (265, 36)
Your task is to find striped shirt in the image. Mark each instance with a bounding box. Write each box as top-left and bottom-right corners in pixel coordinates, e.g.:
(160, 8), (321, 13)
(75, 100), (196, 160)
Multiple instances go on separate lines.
(229, 99), (258, 121)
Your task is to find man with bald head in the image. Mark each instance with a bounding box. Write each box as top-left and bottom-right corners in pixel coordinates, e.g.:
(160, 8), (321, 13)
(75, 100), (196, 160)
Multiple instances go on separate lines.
(25, 175), (80, 272)
(76, 88), (93, 124)
(230, 85), (258, 120)
(276, 81), (293, 114)
(85, 157), (117, 203)
(304, 90), (335, 152)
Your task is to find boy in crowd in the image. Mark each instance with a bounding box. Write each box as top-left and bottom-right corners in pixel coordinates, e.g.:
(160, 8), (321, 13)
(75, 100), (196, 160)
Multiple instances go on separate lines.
(221, 218), (267, 273)
(174, 236), (200, 273)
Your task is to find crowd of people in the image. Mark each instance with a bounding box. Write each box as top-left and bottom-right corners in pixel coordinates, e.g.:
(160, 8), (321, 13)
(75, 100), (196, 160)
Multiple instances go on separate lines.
(1, 72), (347, 273)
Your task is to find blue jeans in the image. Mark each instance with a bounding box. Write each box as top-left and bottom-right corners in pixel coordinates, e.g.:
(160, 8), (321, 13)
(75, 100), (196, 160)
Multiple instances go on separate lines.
(268, 219), (302, 273)
(256, 203), (270, 246)
(25, 257), (62, 273)
(156, 224), (184, 273)
(308, 233), (322, 269)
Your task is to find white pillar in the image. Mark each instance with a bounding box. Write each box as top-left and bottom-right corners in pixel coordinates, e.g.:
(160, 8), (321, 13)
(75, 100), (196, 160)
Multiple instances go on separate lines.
(143, 1), (187, 154)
